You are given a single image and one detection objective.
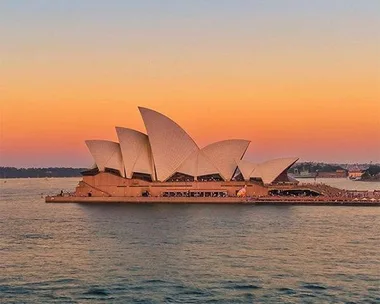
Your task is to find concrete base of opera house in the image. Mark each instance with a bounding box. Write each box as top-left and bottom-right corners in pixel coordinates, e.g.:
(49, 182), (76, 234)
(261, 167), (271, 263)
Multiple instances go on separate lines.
(45, 172), (380, 206)
(73, 172), (272, 198)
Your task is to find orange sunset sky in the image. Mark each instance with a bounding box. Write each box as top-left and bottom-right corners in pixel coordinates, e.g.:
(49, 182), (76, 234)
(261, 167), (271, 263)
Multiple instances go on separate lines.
(1, 1), (379, 167)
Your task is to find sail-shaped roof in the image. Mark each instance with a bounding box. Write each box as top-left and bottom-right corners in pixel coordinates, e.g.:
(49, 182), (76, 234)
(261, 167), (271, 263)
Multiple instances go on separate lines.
(197, 151), (221, 177)
(237, 159), (257, 180)
(175, 149), (199, 177)
(238, 157), (299, 183)
(176, 149), (220, 178)
(139, 107), (199, 181)
(256, 157), (299, 184)
(201, 140), (250, 180)
(115, 127), (154, 179)
(85, 140), (125, 177)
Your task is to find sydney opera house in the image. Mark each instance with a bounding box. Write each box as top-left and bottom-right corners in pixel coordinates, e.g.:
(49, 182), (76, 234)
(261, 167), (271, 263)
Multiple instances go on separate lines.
(70, 107), (303, 200)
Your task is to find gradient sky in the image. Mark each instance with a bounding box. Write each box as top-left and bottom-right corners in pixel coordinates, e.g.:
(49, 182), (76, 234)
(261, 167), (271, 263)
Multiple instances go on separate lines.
(1, 0), (379, 167)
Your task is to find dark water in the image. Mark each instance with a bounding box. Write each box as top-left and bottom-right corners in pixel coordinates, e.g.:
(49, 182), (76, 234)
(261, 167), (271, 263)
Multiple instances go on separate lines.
(1, 178), (379, 303)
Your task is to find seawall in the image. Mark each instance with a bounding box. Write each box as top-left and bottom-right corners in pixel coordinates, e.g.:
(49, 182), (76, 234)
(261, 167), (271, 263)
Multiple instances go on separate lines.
(45, 196), (380, 206)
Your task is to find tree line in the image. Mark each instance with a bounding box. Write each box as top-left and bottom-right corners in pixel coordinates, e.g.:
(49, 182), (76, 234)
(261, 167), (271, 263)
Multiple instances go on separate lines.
(0, 167), (87, 178)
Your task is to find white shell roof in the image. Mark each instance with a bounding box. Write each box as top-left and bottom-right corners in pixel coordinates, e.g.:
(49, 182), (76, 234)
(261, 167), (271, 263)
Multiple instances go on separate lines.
(238, 157), (298, 183)
(197, 151), (221, 176)
(237, 159), (258, 180)
(176, 149), (220, 178)
(258, 157), (298, 184)
(175, 149), (198, 177)
(115, 127), (154, 179)
(85, 140), (125, 177)
(202, 140), (250, 180)
(139, 107), (199, 181)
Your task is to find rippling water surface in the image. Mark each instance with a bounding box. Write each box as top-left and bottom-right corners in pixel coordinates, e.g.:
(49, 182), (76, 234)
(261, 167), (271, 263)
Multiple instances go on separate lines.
(1, 178), (379, 303)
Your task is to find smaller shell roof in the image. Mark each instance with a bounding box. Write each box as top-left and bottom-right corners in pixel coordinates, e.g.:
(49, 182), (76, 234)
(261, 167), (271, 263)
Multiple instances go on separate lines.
(202, 139), (251, 180)
(258, 157), (298, 184)
(237, 159), (257, 180)
(115, 127), (154, 179)
(85, 140), (125, 177)
(238, 157), (299, 184)
(176, 149), (220, 178)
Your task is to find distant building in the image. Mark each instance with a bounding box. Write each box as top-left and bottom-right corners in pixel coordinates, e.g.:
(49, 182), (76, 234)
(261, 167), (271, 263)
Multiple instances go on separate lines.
(317, 169), (347, 178)
(84, 107), (299, 185)
(74, 107), (302, 199)
(348, 169), (363, 180)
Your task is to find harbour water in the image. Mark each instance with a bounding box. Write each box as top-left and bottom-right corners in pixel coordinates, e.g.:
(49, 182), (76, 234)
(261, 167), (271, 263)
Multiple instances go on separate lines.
(1, 178), (379, 303)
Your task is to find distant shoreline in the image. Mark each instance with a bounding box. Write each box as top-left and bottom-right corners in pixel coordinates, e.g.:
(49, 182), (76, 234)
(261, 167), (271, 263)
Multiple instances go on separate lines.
(0, 167), (86, 179)
(1, 176), (81, 179)
(1, 164), (380, 180)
